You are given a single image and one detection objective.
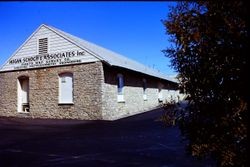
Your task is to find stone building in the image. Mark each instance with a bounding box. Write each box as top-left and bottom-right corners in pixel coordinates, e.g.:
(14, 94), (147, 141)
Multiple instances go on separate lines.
(0, 24), (179, 120)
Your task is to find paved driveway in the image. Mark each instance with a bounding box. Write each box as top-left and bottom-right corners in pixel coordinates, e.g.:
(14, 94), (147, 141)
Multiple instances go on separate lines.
(0, 108), (214, 167)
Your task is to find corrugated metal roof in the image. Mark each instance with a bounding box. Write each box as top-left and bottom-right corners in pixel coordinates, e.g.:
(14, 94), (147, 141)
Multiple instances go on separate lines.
(0, 24), (176, 82)
(45, 24), (177, 83)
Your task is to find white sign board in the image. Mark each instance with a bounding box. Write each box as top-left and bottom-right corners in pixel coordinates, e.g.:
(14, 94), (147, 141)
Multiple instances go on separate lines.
(5, 50), (97, 71)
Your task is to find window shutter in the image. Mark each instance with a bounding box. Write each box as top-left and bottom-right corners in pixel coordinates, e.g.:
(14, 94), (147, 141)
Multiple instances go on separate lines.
(21, 79), (29, 103)
(59, 73), (73, 104)
(117, 74), (125, 102)
(142, 79), (147, 100)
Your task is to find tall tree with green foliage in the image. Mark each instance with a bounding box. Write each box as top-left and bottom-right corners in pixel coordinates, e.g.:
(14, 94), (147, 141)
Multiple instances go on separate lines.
(162, 1), (248, 166)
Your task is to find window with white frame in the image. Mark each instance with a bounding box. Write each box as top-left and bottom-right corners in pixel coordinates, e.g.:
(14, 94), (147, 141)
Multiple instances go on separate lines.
(59, 72), (73, 104)
(158, 88), (163, 102)
(117, 74), (124, 102)
(17, 76), (30, 113)
(158, 83), (163, 102)
(142, 79), (147, 100)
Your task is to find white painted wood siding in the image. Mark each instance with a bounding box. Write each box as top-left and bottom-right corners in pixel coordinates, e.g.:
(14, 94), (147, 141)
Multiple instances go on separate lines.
(1, 26), (99, 71)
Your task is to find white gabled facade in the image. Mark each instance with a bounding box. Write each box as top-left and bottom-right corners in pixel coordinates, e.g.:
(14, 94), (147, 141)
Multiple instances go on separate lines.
(1, 25), (99, 72)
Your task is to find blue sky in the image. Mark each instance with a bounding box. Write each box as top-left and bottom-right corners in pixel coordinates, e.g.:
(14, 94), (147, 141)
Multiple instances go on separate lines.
(0, 2), (177, 76)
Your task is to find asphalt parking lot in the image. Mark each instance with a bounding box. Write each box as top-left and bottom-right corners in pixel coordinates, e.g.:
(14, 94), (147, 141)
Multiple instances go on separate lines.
(0, 108), (214, 167)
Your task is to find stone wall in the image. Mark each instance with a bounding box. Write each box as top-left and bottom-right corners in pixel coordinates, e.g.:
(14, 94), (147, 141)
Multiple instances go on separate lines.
(0, 61), (181, 121)
(0, 62), (104, 120)
(101, 65), (178, 120)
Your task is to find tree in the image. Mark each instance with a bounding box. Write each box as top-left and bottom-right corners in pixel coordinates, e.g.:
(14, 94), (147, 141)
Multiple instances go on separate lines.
(162, 1), (248, 166)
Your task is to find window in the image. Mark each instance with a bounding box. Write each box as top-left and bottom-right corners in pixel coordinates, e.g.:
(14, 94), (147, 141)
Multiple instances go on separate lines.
(59, 72), (73, 104)
(117, 74), (124, 102)
(61, 77), (66, 83)
(158, 88), (163, 102)
(17, 76), (30, 113)
(38, 38), (48, 55)
(158, 83), (163, 102)
(142, 79), (147, 100)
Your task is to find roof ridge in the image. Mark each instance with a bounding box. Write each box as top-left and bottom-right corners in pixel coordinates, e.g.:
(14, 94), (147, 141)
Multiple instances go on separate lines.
(39, 24), (176, 82)
(45, 25), (175, 81)
(47, 25), (138, 62)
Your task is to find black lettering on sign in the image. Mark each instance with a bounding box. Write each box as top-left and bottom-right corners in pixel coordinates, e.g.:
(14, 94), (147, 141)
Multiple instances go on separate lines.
(9, 58), (22, 64)
(77, 51), (85, 56)
(8, 51), (84, 67)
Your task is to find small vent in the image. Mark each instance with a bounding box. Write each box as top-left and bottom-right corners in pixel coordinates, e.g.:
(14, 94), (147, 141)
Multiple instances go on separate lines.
(38, 38), (48, 55)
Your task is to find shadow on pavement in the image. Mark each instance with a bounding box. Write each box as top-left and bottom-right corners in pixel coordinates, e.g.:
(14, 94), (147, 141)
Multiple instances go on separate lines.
(0, 108), (215, 167)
